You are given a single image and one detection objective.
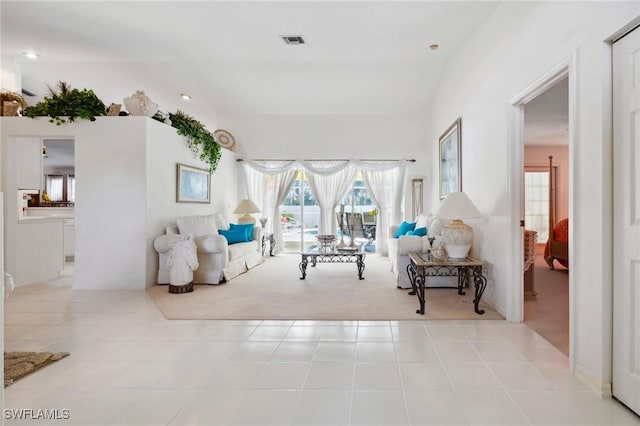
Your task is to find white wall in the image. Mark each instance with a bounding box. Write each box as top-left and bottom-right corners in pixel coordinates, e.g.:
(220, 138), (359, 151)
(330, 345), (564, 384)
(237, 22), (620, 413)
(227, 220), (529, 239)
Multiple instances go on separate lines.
(0, 55), (21, 92)
(219, 112), (433, 220)
(427, 1), (638, 392)
(1, 116), (238, 289)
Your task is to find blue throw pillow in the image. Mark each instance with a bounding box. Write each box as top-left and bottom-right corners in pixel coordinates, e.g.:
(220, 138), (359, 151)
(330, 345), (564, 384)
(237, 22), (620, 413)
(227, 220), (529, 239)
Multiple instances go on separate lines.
(230, 223), (254, 241)
(395, 221), (416, 238)
(407, 227), (427, 237)
(219, 229), (249, 244)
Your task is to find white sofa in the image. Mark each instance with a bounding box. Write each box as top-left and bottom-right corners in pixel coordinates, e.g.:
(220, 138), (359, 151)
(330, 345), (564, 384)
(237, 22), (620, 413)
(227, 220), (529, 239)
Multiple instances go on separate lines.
(154, 214), (263, 285)
(388, 214), (453, 289)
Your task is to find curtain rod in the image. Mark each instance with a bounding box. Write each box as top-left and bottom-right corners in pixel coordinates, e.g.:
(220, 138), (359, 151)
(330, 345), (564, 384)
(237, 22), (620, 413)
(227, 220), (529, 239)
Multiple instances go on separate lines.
(236, 158), (416, 162)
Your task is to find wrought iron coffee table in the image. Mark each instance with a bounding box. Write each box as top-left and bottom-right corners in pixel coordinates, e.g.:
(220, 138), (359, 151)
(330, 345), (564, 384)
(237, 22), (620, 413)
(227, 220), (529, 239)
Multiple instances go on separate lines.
(299, 246), (366, 280)
(407, 253), (488, 315)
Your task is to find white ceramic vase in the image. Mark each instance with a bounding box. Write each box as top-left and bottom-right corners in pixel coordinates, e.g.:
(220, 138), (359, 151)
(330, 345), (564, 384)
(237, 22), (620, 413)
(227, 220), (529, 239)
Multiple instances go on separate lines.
(123, 90), (158, 117)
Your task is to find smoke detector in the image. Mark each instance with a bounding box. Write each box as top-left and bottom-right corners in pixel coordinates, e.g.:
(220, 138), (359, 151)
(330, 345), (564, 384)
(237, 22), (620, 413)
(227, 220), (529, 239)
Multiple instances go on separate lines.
(281, 35), (305, 45)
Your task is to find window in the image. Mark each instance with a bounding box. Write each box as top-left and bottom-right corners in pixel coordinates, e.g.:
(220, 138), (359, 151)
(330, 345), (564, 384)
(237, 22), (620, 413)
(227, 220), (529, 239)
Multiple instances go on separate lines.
(524, 170), (550, 243)
(68, 175), (75, 202)
(44, 174), (75, 205)
(281, 171), (319, 252)
(46, 175), (64, 201)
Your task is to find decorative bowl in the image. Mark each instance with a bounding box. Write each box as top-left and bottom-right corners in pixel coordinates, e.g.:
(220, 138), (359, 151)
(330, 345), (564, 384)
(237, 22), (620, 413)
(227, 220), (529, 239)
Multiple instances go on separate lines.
(316, 235), (337, 245)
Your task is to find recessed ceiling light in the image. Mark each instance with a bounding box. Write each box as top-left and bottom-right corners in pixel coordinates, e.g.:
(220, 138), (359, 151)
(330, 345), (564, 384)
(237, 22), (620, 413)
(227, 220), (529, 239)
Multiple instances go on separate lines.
(22, 51), (41, 59)
(429, 44), (439, 51)
(180, 93), (191, 100)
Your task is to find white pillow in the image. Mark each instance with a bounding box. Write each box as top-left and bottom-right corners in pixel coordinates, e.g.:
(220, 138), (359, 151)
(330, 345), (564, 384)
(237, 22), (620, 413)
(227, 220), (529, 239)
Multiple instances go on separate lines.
(177, 214), (218, 237)
(215, 212), (230, 231)
(414, 214), (431, 230)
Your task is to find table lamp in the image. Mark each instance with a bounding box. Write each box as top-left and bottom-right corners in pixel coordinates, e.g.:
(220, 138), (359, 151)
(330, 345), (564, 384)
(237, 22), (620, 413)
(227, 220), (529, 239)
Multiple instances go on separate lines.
(434, 192), (482, 259)
(233, 199), (261, 224)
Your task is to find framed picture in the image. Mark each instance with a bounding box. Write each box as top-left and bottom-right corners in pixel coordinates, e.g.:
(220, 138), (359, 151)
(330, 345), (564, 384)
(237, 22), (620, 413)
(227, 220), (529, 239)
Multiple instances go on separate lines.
(439, 117), (462, 199)
(176, 163), (210, 203)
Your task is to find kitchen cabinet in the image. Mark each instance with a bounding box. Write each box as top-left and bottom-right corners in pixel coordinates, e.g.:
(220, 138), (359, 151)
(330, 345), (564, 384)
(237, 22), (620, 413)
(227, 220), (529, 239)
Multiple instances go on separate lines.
(16, 137), (43, 190)
(16, 219), (64, 285)
(64, 219), (75, 258)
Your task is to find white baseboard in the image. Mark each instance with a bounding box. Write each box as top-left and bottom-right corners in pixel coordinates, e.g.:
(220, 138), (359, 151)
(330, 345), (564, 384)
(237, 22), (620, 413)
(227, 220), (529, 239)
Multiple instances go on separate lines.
(574, 364), (612, 397)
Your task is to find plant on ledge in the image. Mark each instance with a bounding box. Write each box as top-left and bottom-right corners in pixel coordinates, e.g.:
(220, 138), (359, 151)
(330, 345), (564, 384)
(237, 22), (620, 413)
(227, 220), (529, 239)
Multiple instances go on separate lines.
(24, 81), (107, 125)
(169, 110), (221, 173)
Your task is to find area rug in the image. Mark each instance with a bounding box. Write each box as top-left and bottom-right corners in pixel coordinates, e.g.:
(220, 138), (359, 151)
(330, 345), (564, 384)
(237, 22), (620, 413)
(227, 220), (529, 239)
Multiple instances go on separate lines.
(147, 254), (504, 321)
(4, 351), (70, 387)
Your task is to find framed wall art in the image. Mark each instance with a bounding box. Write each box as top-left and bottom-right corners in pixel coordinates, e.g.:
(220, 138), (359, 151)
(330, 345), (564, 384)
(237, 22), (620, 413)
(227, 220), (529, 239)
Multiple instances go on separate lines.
(439, 117), (462, 199)
(176, 163), (210, 203)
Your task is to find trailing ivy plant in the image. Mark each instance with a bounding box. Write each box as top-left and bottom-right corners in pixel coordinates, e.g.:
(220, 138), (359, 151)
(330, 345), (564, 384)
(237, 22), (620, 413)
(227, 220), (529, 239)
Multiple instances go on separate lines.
(169, 110), (221, 174)
(24, 81), (107, 125)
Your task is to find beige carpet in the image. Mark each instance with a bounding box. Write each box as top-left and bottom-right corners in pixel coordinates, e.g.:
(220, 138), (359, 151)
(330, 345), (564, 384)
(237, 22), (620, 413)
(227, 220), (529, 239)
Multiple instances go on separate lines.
(148, 254), (503, 321)
(4, 351), (70, 387)
(524, 252), (569, 355)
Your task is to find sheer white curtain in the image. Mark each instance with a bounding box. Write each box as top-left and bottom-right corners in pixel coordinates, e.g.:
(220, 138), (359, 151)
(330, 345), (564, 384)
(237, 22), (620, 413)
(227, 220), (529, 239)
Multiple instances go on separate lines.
(241, 160), (298, 254)
(46, 175), (64, 201)
(242, 158), (408, 255)
(242, 162), (267, 225)
(303, 161), (355, 235)
(357, 161), (407, 255)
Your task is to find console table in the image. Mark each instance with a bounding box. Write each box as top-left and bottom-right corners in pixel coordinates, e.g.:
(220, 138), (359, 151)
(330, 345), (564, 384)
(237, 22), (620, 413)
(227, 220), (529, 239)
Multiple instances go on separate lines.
(407, 253), (488, 315)
(299, 247), (365, 280)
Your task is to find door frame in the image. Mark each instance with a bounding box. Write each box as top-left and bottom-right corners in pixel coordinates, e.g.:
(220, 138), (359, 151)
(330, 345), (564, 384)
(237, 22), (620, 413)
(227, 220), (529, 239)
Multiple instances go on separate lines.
(506, 52), (577, 367)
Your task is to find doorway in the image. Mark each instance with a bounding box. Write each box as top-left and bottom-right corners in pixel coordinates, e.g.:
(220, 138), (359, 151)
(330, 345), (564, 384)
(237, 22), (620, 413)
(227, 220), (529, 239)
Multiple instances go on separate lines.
(508, 55), (576, 363)
(522, 78), (570, 355)
(41, 138), (75, 276)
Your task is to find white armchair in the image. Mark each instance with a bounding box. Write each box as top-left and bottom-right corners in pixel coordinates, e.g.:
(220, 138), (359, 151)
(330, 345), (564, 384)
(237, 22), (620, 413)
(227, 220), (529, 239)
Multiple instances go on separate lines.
(388, 214), (453, 289)
(154, 214), (264, 286)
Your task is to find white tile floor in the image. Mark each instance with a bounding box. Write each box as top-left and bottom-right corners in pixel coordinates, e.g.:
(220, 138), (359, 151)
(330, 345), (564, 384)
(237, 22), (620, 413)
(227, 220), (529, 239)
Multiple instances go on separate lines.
(3, 282), (640, 426)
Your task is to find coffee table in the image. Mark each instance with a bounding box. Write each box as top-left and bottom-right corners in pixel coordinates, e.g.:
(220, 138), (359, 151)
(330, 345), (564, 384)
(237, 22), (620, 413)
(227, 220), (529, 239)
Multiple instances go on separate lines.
(299, 246), (366, 280)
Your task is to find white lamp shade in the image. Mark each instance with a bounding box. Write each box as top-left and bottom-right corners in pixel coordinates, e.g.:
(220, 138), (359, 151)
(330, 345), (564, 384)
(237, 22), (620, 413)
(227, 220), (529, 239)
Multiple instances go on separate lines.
(434, 192), (482, 259)
(233, 199), (261, 214)
(233, 199), (261, 224)
(434, 192), (482, 220)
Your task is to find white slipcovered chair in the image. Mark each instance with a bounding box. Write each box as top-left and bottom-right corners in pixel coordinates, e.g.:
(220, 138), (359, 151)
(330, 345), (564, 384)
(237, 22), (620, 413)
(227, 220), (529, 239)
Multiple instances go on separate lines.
(154, 213), (263, 285)
(388, 213), (454, 289)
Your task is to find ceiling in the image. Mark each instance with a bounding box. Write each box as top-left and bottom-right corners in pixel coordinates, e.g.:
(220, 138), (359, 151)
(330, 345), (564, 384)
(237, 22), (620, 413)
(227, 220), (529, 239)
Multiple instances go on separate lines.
(2, 1), (501, 129)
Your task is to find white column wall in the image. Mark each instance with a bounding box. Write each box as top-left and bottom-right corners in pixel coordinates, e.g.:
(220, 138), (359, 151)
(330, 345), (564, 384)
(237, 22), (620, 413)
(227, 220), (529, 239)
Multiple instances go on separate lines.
(74, 118), (148, 289)
(427, 1), (638, 392)
(145, 119), (237, 286)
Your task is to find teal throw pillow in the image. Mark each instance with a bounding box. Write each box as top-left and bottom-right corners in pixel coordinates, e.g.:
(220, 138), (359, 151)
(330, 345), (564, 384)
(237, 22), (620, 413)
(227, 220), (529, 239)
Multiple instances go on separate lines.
(395, 221), (416, 238)
(219, 229), (249, 244)
(407, 227), (427, 237)
(230, 223), (254, 241)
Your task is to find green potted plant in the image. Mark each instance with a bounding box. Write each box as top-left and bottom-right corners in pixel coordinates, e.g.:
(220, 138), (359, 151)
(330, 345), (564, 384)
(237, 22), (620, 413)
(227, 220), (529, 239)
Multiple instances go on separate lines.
(0, 90), (27, 116)
(24, 81), (107, 125)
(169, 110), (222, 174)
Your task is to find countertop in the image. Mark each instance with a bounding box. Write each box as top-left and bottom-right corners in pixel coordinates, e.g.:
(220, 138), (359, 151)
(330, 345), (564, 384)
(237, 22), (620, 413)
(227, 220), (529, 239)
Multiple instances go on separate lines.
(19, 215), (73, 223)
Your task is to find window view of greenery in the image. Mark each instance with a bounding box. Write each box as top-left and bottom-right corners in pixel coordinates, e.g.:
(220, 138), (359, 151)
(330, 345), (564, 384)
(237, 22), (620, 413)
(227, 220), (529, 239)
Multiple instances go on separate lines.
(280, 171), (375, 253)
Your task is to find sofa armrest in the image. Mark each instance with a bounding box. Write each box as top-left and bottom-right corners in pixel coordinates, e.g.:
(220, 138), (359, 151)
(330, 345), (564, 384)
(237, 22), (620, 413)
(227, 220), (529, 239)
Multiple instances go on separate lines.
(195, 234), (227, 254)
(253, 226), (264, 242)
(396, 235), (425, 256)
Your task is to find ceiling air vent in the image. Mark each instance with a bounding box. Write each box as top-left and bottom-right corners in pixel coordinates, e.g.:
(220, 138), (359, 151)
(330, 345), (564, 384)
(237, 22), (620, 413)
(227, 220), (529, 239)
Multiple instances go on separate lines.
(281, 35), (305, 45)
